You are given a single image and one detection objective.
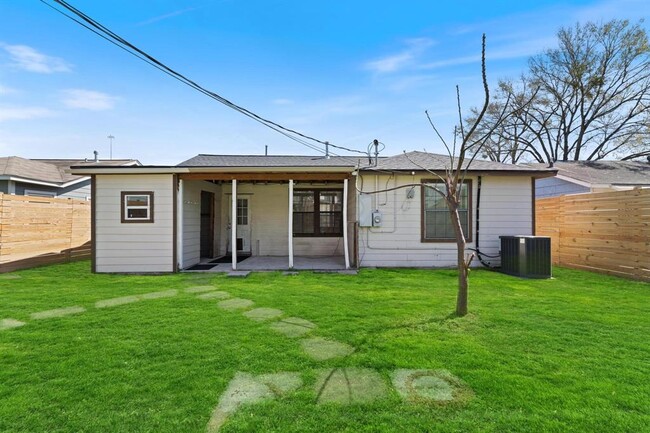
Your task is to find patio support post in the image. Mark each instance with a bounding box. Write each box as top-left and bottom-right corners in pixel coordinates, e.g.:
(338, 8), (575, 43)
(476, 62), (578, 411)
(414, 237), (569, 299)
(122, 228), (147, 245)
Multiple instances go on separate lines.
(343, 178), (350, 269)
(177, 178), (183, 270)
(231, 179), (237, 271)
(288, 179), (294, 268)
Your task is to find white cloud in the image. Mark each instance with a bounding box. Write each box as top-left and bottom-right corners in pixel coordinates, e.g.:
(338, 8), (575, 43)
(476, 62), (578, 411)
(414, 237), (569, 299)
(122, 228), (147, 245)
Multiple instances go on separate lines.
(0, 106), (56, 122)
(2, 44), (71, 73)
(136, 7), (200, 26)
(61, 89), (118, 111)
(364, 38), (435, 73)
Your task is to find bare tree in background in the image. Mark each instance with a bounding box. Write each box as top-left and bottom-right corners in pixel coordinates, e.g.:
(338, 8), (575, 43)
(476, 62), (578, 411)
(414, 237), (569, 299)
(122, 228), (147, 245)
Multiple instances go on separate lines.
(470, 20), (650, 163)
(406, 34), (510, 317)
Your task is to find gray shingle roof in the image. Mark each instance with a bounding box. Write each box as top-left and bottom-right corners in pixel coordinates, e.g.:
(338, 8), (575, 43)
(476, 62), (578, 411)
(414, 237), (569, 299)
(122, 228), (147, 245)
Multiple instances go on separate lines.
(177, 154), (361, 168)
(368, 151), (547, 172)
(529, 160), (650, 186)
(0, 157), (140, 184)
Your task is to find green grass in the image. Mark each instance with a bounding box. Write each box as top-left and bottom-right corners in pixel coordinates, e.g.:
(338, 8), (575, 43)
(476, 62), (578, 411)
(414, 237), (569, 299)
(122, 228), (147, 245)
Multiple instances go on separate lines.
(1, 262), (648, 432)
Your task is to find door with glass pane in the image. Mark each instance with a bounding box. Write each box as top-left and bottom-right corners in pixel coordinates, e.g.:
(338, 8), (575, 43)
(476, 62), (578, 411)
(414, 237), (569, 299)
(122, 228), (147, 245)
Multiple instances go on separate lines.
(234, 197), (250, 252)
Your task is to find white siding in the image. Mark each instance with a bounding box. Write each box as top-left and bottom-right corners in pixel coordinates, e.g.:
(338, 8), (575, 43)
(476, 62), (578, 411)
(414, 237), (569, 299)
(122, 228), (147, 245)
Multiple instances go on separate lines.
(219, 182), (344, 257)
(95, 174), (174, 273)
(181, 180), (222, 269)
(357, 174), (533, 268)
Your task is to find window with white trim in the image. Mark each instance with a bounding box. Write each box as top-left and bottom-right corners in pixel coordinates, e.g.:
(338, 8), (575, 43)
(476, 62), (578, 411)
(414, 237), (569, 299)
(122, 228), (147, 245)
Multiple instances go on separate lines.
(121, 191), (154, 223)
(421, 180), (471, 242)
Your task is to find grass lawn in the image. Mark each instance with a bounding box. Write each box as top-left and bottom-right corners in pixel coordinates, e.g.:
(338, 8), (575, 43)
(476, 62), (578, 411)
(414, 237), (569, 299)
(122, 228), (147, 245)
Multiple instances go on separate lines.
(1, 262), (649, 433)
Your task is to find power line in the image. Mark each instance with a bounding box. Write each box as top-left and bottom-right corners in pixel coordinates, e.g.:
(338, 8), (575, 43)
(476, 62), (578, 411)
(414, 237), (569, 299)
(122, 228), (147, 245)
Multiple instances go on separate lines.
(41, 0), (369, 157)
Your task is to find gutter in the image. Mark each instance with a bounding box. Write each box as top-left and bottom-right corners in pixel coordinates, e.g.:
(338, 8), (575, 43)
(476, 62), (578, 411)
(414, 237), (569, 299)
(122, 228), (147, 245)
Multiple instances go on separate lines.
(70, 165), (356, 175)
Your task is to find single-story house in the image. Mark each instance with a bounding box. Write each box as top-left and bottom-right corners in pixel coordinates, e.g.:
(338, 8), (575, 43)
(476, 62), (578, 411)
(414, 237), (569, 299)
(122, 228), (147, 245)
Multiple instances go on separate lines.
(0, 155), (140, 199)
(70, 152), (555, 273)
(530, 160), (650, 198)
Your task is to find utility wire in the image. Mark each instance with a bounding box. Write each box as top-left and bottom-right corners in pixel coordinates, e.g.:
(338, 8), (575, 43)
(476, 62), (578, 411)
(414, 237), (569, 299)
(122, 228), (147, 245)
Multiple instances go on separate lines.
(41, 0), (369, 157)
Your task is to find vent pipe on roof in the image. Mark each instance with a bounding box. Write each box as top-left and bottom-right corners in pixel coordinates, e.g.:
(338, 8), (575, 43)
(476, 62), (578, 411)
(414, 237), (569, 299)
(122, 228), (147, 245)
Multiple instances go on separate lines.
(265, 145), (268, 156)
(93, 150), (99, 162)
(325, 141), (330, 159)
(373, 139), (379, 166)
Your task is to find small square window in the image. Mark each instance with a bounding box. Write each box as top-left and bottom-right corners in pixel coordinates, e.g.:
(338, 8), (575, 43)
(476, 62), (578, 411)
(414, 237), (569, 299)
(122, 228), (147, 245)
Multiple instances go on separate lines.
(121, 192), (154, 223)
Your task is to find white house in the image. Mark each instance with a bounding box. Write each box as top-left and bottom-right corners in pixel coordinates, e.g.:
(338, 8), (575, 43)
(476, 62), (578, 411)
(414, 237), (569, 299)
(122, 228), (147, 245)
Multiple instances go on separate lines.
(71, 152), (555, 273)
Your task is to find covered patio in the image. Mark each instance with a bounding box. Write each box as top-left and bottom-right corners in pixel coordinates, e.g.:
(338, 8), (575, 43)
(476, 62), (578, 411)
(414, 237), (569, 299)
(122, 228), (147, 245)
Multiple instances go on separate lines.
(185, 255), (347, 272)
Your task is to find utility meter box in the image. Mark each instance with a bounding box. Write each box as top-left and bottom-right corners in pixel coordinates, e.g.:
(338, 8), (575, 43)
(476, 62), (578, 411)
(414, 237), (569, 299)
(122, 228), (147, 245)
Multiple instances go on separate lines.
(372, 211), (382, 227)
(358, 194), (373, 227)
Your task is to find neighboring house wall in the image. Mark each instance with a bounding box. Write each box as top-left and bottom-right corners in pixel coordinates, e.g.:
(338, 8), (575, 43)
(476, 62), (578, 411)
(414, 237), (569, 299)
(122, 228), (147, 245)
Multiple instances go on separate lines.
(218, 182), (345, 257)
(9, 179), (91, 199)
(181, 180), (222, 269)
(357, 174), (533, 268)
(0, 180), (8, 194)
(535, 177), (590, 198)
(95, 174), (175, 273)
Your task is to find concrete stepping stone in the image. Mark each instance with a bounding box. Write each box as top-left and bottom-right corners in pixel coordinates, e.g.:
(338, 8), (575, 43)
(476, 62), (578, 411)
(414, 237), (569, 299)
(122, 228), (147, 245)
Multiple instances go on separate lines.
(197, 291), (231, 300)
(207, 371), (303, 433)
(141, 289), (177, 300)
(243, 308), (283, 322)
(1, 318), (26, 330)
(315, 368), (388, 404)
(269, 317), (316, 338)
(391, 369), (473, 403)
(300, 337), (355, 361)
(31, 306), (86, 320)
(217, 298), (254, 311)
(0, 274), (21, 280)
(185, 285), (218, 294)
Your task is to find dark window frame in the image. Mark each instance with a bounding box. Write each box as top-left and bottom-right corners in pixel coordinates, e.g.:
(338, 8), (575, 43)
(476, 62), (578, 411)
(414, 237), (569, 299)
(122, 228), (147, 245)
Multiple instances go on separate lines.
(293, 188), (343, 237)
(420, 179), (472, 243)
(121, 191), (154, 223)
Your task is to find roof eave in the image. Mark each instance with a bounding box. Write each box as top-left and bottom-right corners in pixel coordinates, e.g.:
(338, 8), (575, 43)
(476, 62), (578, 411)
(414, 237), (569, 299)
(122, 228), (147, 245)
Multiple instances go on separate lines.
(70, 165), (356, 175)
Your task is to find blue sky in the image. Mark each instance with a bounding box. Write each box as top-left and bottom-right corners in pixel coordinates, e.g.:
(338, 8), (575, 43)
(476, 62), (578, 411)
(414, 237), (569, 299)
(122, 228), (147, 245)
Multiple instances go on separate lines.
(0, 0), (648, 164)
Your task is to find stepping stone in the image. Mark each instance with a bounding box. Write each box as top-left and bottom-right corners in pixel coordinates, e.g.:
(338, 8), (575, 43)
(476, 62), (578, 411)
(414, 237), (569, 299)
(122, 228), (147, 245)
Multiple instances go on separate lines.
(185, 285), (218, 294)
(96, 295), (140, 309)
(315, 368), (388, 404)
(243, 308), (283, 322)
(217, 298), (254, 311)
(196, 291), (231, 300)
(269, 317), (316, 338)
(31, 306), (86, 320)
(1, 318), (26, 330)
(300, 337), (355, 361)
(258, 372), (303, 395)
(0, 274), (21, 280)
(391, 369), (473, 403)
(141, 289), (177, 300)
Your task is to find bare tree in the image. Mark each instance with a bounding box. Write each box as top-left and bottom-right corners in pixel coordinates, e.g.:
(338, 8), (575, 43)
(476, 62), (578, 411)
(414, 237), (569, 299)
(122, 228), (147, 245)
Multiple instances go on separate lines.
(473, 19), (650, 163)
(405, 34), (507, 317)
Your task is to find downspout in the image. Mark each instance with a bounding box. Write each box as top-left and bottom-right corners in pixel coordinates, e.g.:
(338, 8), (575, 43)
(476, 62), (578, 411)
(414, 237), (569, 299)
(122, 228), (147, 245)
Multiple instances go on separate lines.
(473, 176), (498, 268)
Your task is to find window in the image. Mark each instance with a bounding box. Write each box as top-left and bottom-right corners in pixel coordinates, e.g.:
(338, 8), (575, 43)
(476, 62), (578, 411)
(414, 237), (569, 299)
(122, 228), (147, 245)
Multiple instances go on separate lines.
(293, 189), (343, 237)
(24, 189), (56, 198)
(121, 191), (154, 223)
(236, 198), (248, 225)
(421, 180), (471, 242)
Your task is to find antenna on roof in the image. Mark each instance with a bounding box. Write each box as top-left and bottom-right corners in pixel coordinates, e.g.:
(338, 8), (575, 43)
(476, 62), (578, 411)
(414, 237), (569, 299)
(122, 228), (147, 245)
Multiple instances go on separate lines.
(373, 139), (379, 166)
(265, 145), (268, 156)
(107, 134), (115, 160)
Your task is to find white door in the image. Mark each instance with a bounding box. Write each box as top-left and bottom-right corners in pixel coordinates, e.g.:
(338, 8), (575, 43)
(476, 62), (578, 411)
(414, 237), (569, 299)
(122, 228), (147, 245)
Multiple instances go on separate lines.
(234, 197), (250, 253)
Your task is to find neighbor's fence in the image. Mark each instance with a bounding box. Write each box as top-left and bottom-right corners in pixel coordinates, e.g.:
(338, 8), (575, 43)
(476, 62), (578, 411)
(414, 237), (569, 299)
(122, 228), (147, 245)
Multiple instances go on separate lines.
(0, 193), (91, 273)
(535, 188), (650, 282)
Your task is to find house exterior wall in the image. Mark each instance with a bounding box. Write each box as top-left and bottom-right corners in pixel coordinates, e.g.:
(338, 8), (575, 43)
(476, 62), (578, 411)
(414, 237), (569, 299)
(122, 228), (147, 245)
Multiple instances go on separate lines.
(535, 177), (590, 198)
(0, 180), (9, 193)
(218, 182), (345, 257)
(181, 180), (222, 269)
(357, 173), (533, 268)
(94, 174), (175, 273)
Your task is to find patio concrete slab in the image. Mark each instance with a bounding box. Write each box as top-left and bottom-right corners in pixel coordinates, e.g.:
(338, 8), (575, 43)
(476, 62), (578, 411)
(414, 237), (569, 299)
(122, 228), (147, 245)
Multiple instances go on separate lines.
(315, 368), (388, 404)
(1, 318), (26, 330)
(243, 308), (283, 321)
(300, 337), (355, 361)
(217, 298), (254, 311)
(391, 369), (473, 403)
(185, 285), (218, 293)
(197, 291), (231, 300)
(31, 306), (86, 320)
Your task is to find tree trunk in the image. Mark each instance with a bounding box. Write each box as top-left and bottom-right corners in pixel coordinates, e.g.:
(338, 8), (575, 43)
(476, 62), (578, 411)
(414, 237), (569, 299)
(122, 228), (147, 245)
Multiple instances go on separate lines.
(448, 202), (469, 316)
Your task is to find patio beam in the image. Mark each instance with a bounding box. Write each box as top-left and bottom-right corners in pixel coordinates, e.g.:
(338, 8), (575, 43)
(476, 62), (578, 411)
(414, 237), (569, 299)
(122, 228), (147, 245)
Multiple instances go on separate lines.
(232, 179), (237, 271)
(179, 172), (351, 181)
(288, 179), (294, 269)
(343, 178), (350, 269)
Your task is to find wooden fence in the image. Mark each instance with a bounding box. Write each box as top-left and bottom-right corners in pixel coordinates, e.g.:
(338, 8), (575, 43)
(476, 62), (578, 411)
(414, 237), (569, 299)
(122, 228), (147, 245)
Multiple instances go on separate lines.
(0, 193), (91, 273)
(536, 189), (650, 282)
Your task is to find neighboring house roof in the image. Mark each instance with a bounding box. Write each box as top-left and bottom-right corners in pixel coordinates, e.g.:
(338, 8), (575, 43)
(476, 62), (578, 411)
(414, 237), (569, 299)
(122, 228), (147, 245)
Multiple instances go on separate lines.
(529, 160), (650, 187)
(177, 154), (360, 168)
(0, 156), (140, 187)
